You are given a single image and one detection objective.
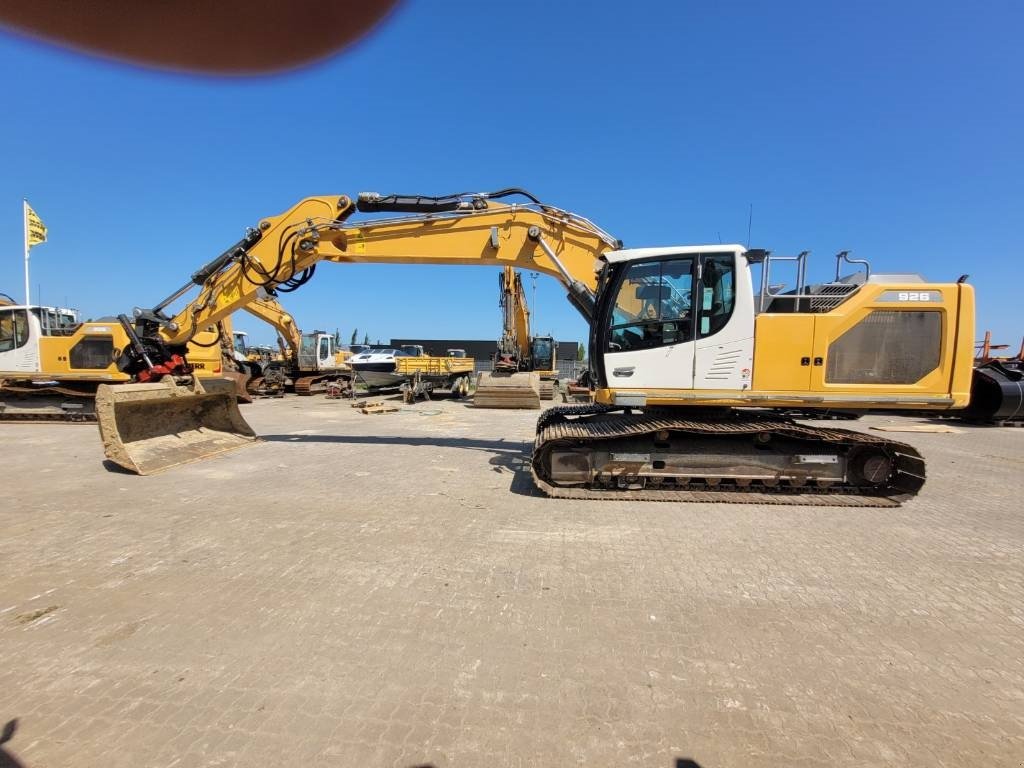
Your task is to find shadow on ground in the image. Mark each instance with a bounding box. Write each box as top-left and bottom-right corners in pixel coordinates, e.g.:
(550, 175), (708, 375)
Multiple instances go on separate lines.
(261, 433), (540, 496)
(0, 721), (25, 768)
(404, 761), (701, 768)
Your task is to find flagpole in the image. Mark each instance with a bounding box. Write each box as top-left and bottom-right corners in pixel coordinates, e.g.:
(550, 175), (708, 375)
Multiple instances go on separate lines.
(23, 199), (31, 306)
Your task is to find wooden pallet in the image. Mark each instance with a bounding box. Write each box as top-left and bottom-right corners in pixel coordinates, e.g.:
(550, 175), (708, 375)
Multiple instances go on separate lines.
(352, 403), (399, 415)
(358, 400), (400, 414)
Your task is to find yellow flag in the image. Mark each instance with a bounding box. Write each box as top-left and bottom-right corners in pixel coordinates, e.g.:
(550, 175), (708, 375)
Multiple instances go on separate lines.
(26, 202), (47, 247)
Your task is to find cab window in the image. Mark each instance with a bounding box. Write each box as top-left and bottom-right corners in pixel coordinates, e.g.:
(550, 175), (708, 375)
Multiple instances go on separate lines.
(607, 258), (694, 352)
(0, 309), (30, 353)
(532, 338), (554, 369)
(318, 337), (330, 359)
(700, 254), (736, 336)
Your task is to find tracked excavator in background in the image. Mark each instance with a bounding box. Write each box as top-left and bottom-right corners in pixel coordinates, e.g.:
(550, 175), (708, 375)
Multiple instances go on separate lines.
(95, 188), (1014, 505)
(234, 297), (353, 396)
(0, 292), (238, 421)
(475, 267), (559, 409)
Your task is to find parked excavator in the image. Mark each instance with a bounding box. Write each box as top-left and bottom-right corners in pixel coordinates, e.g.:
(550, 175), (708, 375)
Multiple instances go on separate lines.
(230, 331), (279, 368)
(227, 328), (282, 394)
(0, 292), (235, 421)
(233, 296), (353, 396)
(475, 267), (559, 409)
(95, 188), (1007, 506)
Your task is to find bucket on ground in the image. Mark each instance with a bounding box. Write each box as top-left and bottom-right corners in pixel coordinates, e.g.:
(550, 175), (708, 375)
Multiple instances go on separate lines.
(96, 377), (257, 475)
(473, 371), (542, 409)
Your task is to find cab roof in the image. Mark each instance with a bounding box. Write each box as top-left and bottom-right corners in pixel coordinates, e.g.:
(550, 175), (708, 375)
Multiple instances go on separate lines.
(603, 244), (747, 264)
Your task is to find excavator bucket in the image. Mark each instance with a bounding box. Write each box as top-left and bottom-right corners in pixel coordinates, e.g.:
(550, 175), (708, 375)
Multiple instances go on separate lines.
(96, 378), (257, 475)
(473, 371), (541, 409)
(221, 369), (254, 404)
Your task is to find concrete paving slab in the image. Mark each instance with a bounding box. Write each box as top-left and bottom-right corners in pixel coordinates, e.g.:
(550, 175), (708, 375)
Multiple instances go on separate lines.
(1, 398), (1022, 767)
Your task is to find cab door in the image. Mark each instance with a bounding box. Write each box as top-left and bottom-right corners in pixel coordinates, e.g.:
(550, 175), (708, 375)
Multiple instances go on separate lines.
(317, 335), (333, 371)
(297, 334), (317, 370)
(602, 256), (695, 390)
(0, 307), (39, 373)
(692, 253), (753, 391)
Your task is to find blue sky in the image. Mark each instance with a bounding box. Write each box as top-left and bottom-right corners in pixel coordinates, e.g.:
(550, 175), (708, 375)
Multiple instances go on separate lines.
(1, 0), (1021, 349)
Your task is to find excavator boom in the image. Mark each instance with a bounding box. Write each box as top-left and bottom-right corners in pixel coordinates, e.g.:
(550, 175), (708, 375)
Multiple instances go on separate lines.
(146, 192), (613, 348)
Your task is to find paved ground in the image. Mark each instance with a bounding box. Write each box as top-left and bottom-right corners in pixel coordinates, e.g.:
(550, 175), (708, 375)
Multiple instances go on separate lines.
(1, 396), (1022, 767)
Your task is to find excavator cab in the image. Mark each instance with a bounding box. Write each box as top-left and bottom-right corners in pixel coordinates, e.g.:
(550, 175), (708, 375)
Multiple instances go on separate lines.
(530, 336), (556, 373)
(297, 332), (335, 372)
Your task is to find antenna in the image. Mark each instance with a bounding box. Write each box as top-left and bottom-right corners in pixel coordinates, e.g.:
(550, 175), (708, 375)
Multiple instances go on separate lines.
(746, 204), (753, 248)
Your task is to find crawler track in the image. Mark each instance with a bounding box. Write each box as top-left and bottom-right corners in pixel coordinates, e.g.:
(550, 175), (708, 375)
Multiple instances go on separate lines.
(531, 405), (925, 507)
(0, 381), (98, 422)
(294, 373), (352, 396)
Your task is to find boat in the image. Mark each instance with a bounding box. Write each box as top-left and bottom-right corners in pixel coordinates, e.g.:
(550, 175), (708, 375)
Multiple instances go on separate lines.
(349, 346), (423, 390)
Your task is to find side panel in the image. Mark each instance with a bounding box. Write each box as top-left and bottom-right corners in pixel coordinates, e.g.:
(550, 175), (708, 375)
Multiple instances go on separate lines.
(950, 284), (975, 406)
(40, 335), (116, 373)
(38, 320), (122, 376)
(751, 315), (815, 391)
(184, 326), (225, 376)
(809, 284), (965, 404)
(397, 356), (475, 376)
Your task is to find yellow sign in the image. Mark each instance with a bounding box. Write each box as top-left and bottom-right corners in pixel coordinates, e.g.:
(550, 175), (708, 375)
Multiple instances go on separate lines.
(26, 202), (47, 247)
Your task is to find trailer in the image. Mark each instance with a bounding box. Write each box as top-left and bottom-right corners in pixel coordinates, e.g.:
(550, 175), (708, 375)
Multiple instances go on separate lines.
(397, 350), (475, 403)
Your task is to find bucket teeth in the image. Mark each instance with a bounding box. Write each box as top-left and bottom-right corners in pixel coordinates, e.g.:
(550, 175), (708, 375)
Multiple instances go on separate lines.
(96, 377), (257, 475)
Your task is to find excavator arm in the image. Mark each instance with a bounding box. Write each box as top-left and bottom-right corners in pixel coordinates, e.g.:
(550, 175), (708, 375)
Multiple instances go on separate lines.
(98, 190), (619, 474)
(473, 265), (546, 409)
(240, 296), (301, 360)
(130, 191), (617, 366)
(496, 266), (531, 368)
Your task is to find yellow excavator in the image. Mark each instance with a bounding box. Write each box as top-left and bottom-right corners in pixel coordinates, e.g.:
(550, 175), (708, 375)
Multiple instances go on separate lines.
(0, 292), (235, 421)
(475, 267), (559, 409)
(95, 188), (996, 505)
(233, 296), (353, 396)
